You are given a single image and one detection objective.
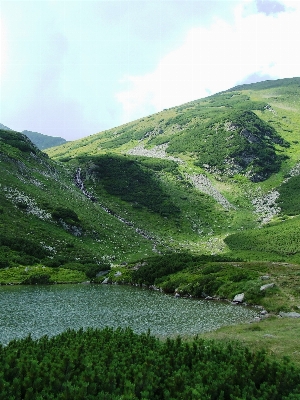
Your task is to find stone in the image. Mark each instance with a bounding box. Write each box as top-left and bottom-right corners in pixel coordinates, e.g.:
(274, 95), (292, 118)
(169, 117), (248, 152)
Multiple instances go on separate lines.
(260, 310), (268, 315)
(102, 277), (109, 284)
(260, 283), (275, 291)
(279, 312), (300, 318)
(149, 285), (159, 291)
(233, 293), (244, 303)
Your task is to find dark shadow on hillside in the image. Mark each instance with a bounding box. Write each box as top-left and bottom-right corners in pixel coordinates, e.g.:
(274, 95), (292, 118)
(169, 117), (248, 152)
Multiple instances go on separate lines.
(78, 155), (180, 218)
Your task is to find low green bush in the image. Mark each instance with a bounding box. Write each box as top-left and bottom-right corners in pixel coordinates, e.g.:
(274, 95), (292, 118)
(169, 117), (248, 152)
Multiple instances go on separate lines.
(22, 273), (51, 285)
(0, 328), (299, 399)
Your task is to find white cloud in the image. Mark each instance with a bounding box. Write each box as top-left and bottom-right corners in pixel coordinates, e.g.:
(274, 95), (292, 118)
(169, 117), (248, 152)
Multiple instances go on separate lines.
(116, 0), (300, 123)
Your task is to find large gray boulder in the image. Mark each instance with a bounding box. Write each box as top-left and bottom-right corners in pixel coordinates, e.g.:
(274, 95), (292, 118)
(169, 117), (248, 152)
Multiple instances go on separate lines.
(279, 312), (300, 318)
(233, 293), (245, 303)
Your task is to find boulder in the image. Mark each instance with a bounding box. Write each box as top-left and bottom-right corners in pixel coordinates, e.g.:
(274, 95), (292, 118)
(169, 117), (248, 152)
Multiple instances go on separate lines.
(279, 312), (300, 318)
(260, 283), (275, 291)
(260, 310), (268, 315)
(233, 293), (245, 303)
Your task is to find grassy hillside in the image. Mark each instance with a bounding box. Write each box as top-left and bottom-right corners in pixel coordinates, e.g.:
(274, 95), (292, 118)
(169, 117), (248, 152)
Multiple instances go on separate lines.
(0, 129), (156, 281)
(46, 77), (300, 256)
(1, 77), (300, 287)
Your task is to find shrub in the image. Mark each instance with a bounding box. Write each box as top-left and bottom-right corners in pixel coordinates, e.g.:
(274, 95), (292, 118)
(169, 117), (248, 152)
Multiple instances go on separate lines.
(22, 273), (51, 285)
(51, 207), (80, 225)
(0, 328), (299, 399)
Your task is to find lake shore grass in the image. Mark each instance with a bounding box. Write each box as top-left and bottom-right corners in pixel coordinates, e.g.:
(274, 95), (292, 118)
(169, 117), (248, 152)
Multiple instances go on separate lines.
(200, 316), (300, 367)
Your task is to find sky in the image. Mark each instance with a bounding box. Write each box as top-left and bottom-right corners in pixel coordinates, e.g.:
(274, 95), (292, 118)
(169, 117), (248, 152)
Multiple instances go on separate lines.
(0, 0), (300, 141)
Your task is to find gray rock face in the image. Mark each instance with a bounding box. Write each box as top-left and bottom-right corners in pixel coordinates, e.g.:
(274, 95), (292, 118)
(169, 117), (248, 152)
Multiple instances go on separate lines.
(260, 283), (275, 291)
(279, 312), (300, 318)
(189, 174), (234, 210)
(233, 293), (245, 303)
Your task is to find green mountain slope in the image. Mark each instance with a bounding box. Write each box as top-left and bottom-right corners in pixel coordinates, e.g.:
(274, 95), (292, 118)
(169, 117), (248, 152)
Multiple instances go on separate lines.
(46, 77), (300, 254)
(22, 130), (67, 150)
(0, 129), (156, 281)
(1, 77), (300, 286)
(0, 124), (67, 149)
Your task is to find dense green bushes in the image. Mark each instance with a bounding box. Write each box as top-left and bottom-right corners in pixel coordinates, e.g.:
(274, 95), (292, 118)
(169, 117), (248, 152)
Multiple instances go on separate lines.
(83, 155), (180, 217)
(167, 110), (286, 181)
(61, 261), (110, 279)
(277, 175), (300, 215)
(132, 252), (240, 286)
(51, 207), (81, 226)
(0, 235), (49, 268)
(22, 273), (51, 284)
(224, 217), (300, 258)
(0, 327), (299, 399)
(0, 129), (37, 154)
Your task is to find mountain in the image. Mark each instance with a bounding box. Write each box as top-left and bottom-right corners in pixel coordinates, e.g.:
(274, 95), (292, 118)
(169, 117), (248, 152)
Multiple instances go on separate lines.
(1, 77), (300, 293)
(0, 124), (67, 149)
(22, 130), (67, 150)
(0, 123), (12, 131)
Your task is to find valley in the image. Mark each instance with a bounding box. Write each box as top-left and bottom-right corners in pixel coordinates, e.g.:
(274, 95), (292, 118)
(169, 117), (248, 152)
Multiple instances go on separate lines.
(1, 78), (300, 391)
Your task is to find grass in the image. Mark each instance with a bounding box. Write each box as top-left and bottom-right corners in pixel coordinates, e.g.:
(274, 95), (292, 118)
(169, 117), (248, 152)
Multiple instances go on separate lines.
(201, 316), (300, 367)
(2, 77), (300, 286)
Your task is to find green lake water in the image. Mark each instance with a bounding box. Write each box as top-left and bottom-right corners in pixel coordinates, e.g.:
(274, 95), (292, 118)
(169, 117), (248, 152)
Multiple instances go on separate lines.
(0, 284), (257, 345)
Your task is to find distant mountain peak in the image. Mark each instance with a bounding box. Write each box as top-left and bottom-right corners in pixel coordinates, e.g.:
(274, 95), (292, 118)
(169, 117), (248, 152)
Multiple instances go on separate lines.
(22, 130), (67, 150)
(0, 123), (12, 131)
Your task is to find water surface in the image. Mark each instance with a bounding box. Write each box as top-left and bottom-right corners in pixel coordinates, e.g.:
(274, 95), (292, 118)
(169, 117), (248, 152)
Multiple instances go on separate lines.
(0, 284), (257, 344)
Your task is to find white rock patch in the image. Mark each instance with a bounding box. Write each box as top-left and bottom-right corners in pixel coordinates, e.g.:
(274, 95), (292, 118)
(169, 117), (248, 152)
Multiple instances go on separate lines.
(188, 174), (235, 210)
(127, 143), (183, 163)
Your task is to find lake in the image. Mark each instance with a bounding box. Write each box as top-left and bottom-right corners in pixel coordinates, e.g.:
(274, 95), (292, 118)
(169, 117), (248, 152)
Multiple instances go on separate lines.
(0, 284), (257, 345)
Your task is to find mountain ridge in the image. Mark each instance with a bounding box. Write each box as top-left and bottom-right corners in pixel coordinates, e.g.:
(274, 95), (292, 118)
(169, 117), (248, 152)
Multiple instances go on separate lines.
(0, 124), (67, 149)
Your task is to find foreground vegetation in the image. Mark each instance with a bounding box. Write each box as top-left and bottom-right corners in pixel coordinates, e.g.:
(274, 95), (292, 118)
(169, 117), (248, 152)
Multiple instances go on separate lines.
(1, 77), (300, 398)
(1, 327), (300, 399)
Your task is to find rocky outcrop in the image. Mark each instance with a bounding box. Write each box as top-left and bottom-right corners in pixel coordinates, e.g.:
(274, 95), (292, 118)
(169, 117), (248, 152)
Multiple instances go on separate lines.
(127, 143), (183, 163)
(251, 189), (281, 224)
(188, 174), (235, 210)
